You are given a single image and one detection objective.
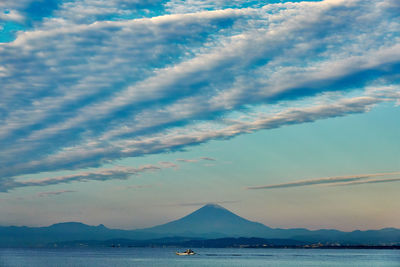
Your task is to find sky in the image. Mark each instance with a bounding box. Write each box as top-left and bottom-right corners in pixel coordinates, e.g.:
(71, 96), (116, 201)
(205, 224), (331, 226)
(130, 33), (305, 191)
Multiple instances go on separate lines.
(0, 0), (399, 231)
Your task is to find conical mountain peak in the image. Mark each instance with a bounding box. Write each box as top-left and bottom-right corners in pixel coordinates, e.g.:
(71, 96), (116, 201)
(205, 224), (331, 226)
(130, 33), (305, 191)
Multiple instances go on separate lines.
(144, 203), (270, 237)
(202, 203), (227, 209)
(203, 203), (223, 208)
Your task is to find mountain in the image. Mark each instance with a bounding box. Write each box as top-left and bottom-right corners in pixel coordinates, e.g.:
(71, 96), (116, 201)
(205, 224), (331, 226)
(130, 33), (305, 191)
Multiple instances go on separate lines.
(141, 204), (271, 238)
(1, 203), (399, 247)
(0, 223), (163, 247)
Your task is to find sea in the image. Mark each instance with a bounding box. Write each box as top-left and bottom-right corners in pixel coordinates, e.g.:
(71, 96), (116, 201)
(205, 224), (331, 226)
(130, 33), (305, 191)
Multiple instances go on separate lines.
(0, 248), (399, 267)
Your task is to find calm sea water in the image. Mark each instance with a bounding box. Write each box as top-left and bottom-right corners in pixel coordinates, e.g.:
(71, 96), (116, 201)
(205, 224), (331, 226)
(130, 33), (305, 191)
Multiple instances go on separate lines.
(0, 248), (399, 267)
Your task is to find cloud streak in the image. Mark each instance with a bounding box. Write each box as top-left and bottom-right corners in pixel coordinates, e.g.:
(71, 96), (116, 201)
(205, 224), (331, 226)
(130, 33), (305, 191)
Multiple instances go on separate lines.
(176, 157), (216, 163)
(37, 190), (76, 197)
(330, 178), (400, 187)
(247, 171), (400, 190)
(176, 159), (198, 163)
(0, 163), (176, 192)
(200, 157), (216, 161)
(124, 184), (154, 189)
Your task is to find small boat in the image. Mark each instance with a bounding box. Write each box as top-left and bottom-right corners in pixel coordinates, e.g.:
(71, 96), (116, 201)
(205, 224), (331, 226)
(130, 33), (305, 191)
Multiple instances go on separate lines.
(176, 249), (196, 255)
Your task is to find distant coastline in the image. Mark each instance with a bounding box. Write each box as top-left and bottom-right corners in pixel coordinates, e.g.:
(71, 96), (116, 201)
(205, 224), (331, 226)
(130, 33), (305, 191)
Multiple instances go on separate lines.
(48, 237), (400, 250)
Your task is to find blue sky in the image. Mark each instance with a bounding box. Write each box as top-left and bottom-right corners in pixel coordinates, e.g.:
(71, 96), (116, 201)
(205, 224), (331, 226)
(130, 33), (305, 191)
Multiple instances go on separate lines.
(0, 0), (399, 231)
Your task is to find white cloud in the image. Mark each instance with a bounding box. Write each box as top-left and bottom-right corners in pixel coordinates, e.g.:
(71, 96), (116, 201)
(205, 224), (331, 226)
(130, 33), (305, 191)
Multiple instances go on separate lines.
(0, 0), (399, 185)
(0, 10), (25, 23)
(37, 190), (76, 197)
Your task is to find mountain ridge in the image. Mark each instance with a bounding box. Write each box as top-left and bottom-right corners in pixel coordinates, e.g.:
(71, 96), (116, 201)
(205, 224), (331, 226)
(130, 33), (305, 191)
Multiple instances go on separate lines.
(1, 203), (399, 247)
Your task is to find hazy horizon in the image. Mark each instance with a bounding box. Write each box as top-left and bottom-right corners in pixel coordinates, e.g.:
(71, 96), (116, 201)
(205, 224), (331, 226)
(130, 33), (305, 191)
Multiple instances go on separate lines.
(1, 197), (399, 232)
(1, 0), (399, 233)
(0, 202), (398, 233)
